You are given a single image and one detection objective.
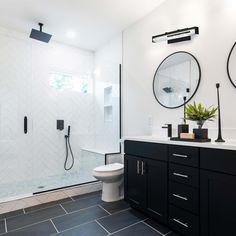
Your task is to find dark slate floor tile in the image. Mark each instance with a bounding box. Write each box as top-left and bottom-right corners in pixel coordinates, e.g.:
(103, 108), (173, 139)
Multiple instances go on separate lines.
(100, 200), (130, 214)
(52, 205), (108, 232)
(0, 220), (5, 234)
(62, 195), (103, 213)
(97, 208), (146, 233)
(144, 219), (171, 235)
(24, 197), (72, 213)
(3, 220), (56, 236)
(71, 191), (101, 201)
(6, 205), (65, 232)
(0, 209), (24, 220)
(111, 222), (162, 236)
(56, 221), (107, 236)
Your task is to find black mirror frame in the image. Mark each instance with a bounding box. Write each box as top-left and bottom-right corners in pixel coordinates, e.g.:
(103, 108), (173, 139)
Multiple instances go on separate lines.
(227, 42), (236, 89)
(152, 51), (201, 109)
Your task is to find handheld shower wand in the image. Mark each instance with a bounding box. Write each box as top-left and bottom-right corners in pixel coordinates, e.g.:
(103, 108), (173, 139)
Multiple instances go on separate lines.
(64, 126), (75, 170)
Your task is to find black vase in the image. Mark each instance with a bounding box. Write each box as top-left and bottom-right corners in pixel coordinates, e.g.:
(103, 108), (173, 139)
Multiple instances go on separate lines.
(193, 128), (208, 139)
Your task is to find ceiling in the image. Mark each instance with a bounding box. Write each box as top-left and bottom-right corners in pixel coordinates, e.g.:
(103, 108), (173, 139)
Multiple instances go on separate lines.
(0, 0), (165, 51)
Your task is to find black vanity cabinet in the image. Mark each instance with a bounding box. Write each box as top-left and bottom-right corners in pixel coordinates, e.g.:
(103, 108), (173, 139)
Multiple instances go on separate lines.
(124, 140), (236, 236)
(200, 148), (236, 236)
(124, 140), (168, 224)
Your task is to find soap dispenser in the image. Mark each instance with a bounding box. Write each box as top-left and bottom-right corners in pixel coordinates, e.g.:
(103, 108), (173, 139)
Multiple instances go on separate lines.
(178, 96), (189, 138)
(178, 119), (189, 138)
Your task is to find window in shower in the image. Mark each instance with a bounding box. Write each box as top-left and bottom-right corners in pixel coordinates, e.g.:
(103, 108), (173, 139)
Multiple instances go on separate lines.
(49, 72), (89, 93)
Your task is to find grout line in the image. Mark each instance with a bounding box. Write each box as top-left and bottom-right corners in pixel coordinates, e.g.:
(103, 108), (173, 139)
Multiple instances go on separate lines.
(50, 219), (59, 233)
(109, 207), (131, 215)
(4, 218), (7, 233)
(98, 205), (111, 215)
(95, 220), (111, 235)
(143, 221), (166, 236)
(70, 196), (75, 202)
(59, 204), (68, 214)
(109, 219), (147, 235)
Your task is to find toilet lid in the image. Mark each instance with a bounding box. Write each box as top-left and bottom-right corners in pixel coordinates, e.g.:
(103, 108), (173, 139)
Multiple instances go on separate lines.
(94, 163), (124, 172)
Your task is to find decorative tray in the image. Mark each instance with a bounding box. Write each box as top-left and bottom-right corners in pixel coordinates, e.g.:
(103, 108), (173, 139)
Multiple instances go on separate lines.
(170, 137), (211, 143)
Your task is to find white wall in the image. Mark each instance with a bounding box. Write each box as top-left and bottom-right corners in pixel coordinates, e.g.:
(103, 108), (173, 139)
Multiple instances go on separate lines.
(122, 0), (236, 138)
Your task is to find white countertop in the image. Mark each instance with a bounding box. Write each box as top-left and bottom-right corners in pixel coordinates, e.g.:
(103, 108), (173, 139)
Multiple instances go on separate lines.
(122, 136), (236, 151)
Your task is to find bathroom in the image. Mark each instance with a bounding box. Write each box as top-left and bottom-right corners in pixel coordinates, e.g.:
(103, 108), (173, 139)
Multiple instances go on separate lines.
(0, 0), (236, 235)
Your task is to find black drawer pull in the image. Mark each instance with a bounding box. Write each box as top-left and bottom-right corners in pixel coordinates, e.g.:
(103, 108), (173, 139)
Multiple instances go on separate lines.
(173, 172), (189, 178)
(173, 218), (189, 228)
(173, 194), (188, 201)
(173, 153), (188, 158)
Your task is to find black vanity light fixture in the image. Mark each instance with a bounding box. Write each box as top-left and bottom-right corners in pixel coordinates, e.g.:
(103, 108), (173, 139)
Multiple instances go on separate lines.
(152, 26), (199, 44)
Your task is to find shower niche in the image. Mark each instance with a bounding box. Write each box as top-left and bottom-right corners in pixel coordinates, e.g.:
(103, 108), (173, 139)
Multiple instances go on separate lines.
(104, 85), (113, 122)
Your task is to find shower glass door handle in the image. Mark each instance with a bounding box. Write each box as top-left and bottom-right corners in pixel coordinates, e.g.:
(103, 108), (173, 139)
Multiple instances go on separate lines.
(24, 116), (28, 134)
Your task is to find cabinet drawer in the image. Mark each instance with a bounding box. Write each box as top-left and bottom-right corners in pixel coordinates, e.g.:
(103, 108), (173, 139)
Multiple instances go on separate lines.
(169, 163), (199, 187)
(169, 145), (199, 167)
(169, 182), (199, 214)
(200, 148), (236, 175)
(124, 140), (168, 161)
(169, 205), (199, 236)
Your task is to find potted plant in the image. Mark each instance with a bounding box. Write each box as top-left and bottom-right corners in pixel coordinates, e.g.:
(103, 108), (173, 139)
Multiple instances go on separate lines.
(185, 102), (217, 139)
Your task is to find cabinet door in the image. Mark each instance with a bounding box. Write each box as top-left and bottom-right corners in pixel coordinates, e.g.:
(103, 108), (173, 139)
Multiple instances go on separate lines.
(124, 155), (146, 208)
(200, 170), (236, 236)
(146, 159), (167, 223)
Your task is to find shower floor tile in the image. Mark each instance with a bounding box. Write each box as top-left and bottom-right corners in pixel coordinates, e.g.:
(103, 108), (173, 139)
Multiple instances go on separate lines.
(1, 191), (174, 236)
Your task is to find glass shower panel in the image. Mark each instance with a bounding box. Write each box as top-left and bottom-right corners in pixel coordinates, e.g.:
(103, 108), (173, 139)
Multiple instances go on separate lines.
(29, 43), (104, 193)
(0, 33), (33, 201)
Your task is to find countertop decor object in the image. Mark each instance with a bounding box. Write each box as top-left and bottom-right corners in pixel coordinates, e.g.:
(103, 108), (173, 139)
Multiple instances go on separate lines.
(185, 102), (217, 140)
(215, 83), (225, 142)
(177, 96), (189, 137)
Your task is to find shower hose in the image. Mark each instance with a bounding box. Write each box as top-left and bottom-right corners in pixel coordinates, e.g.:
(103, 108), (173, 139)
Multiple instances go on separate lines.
(64, 134), (75, 171)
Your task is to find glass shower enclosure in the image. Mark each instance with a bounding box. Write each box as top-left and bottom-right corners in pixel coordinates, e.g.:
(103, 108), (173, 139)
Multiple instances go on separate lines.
(0, 29), (121, 202)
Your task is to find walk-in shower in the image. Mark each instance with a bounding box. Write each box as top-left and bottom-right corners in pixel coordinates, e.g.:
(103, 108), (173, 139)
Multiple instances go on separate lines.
(0, 28), (121, 202)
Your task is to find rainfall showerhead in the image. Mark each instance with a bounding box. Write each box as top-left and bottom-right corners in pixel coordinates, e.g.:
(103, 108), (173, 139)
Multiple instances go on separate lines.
(29, 23), (52, 43)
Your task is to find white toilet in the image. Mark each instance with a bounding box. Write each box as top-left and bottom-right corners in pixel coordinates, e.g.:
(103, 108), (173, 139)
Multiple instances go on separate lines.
(93, 163), (124, 202)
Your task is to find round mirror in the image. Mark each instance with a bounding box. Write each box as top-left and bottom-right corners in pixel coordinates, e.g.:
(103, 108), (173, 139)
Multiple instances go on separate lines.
(153, 51), (201, 109)
(227, 42), (236, 88)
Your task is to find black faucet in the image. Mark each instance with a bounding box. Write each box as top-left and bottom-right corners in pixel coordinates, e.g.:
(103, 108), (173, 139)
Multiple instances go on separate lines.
(162, 124), (172, 138)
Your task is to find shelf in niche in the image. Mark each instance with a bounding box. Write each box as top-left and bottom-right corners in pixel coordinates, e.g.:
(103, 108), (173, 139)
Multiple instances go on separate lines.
(104, 86), (112, 106)
(104, 106), (113, 122)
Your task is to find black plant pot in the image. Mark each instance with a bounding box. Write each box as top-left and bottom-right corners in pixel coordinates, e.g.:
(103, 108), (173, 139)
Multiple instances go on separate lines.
(193, 128), (208, 139)
(178, 124), (189, 138)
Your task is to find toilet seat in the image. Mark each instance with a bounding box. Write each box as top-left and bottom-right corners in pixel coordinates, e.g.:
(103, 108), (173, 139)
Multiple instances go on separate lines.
(93, 163), (124, 177)
(94, 163), (123, 172)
